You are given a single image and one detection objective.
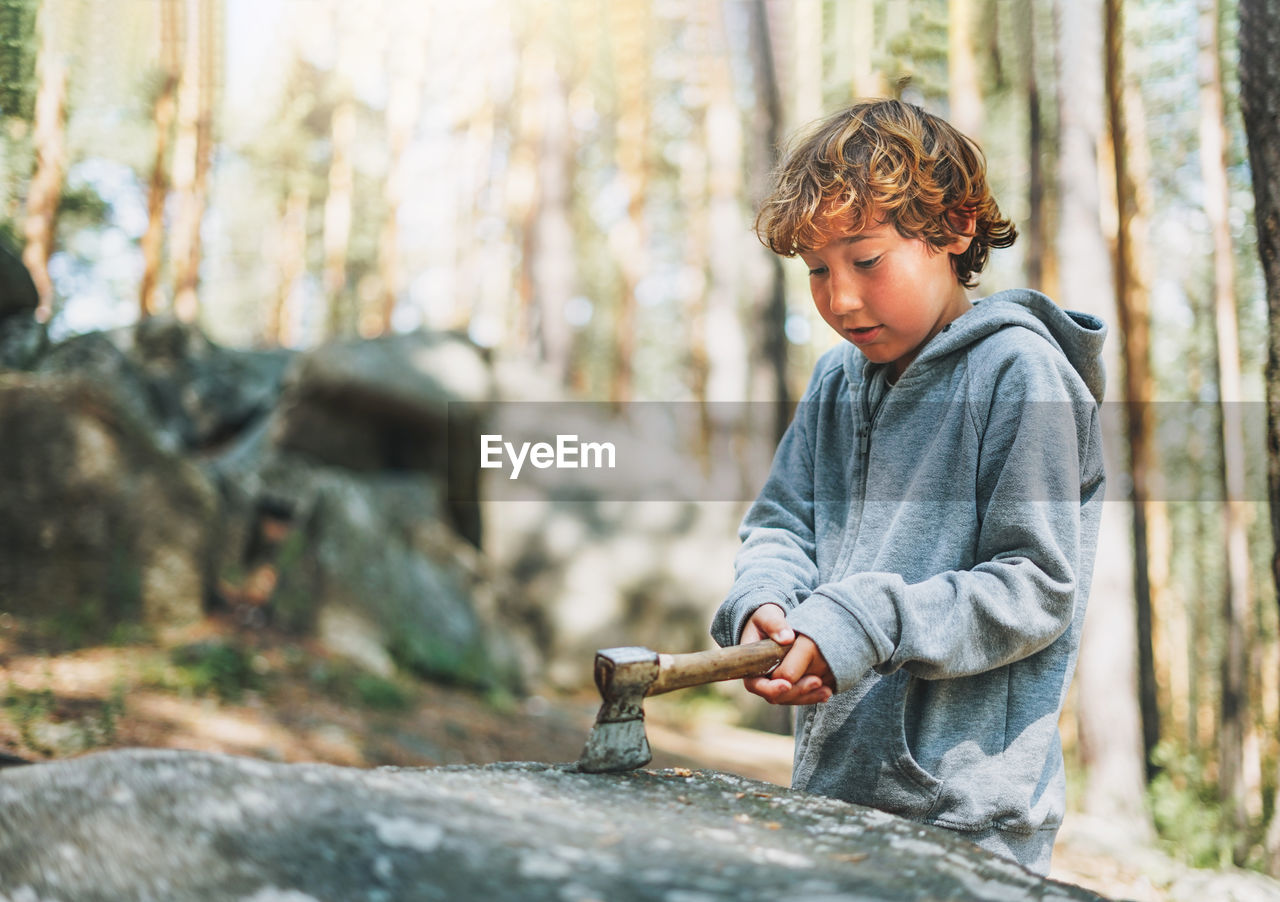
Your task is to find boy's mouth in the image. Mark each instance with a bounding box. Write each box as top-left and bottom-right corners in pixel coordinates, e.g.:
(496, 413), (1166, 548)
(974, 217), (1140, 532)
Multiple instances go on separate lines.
(847, 325), (883, 345)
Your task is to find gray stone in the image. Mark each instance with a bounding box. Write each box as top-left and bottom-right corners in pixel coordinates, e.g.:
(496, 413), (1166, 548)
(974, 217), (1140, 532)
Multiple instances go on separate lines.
(0, 748), (1106, 902)
(36, 317), (290, 453)
(0, 374), (216, 629)
(271, 330), (492, 545)
(0, 315), (48, 371)
(0, 238), (38, 320)
(205, 438), (525, 691)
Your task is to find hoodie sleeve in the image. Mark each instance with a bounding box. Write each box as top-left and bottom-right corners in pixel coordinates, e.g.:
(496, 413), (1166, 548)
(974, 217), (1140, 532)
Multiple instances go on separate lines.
(785, 342), (1104, 690)
(709, 377), (828, 649)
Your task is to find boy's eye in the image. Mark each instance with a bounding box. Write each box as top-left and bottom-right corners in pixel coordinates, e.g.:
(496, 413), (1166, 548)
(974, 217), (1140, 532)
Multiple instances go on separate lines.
(807, 265), (827, 277)
(854, 255), (882, 269)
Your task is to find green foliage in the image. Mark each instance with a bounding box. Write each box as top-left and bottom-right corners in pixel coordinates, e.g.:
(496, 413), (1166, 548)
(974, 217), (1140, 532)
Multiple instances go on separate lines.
(3, 678), (125, 756)
(303, 657), (412, 712)
(56, 182), (112, 229)
(0, 0), (38, 121)
(1147, 742), (1239, 869)
(351, 673), (410, 711)
(170, 640), (265, 703)
(387, 630), (498, 692)
(3, 680), (55, 755)
(39, 598), (106, 650)
(268, 525), (314, 634)
(29, 545), (144, 651)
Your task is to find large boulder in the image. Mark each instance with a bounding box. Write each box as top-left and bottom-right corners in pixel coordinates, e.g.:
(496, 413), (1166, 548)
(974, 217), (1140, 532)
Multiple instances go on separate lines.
(205, 342), (525, 691)
(36, 316), (290, 453)
(0, 238), (38, 320)
(271, 329), (492, 545)
(208, 436), (527, 691)
(0, 234), (48, 371)
(0, 315), (47, 372)
(0, 748), (1106, 901)
(0, 373), (217, 629)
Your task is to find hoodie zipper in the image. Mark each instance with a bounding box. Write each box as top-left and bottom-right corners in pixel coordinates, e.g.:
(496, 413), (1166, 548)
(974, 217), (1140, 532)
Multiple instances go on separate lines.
(832, 367), (891, 580)
(859, 368), (891, 490)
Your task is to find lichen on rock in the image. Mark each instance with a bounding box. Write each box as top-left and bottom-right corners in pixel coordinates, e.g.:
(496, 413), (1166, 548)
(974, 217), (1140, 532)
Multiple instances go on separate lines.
(0, 748), (1107, 901)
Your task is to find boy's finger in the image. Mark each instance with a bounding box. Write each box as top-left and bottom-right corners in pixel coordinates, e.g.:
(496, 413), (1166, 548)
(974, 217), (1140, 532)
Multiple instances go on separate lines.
(794, 674), (825, 694)
(750, 604), (795, 645)
(788, 686), (834, 706)
(743, 676), (794, 703)
(766, 679), (832, 706)
(771, 644), (813, 685)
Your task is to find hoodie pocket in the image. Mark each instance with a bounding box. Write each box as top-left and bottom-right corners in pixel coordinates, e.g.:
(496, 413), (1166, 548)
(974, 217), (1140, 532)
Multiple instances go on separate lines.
(794, 670), (942, 821)
(892, 674), (943, 797)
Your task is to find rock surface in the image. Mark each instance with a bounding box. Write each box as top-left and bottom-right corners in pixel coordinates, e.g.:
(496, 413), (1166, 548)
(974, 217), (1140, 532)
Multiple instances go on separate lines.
(0, 374), (217, 628)
(0, 748), (1106, 902)
(0, 318), (524, 691)
(35, 317), (290, 453)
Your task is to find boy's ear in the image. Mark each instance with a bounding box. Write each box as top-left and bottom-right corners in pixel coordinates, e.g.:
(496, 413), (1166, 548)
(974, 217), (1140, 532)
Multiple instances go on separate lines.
(944, 207), (977, 254)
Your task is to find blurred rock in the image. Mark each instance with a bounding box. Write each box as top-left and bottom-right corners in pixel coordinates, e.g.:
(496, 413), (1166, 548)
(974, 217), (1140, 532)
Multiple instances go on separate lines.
(272, 329), (492, 545)
(0, 321), (530, 692)
(199, 330), (519, 690)
(0, 748), (1106, 901)
(36, 317), (290, 453)
(0, 374), (216, 629)
(0, 238), (38, 320)
(207, 367), (525, 691)
(0, 314), (47, 371)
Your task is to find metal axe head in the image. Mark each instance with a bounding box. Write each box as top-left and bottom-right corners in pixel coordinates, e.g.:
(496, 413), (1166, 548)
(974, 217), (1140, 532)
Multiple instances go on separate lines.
(576, 646), (661, 773)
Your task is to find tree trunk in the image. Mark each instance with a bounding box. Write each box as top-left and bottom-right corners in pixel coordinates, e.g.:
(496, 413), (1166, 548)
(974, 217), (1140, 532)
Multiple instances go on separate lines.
(1023, 0), (1045, 293)
(169, 0), (217, 323)
(701, 2), (748, 411)
(1199, 0), (1261, 862)
(677, 5), (711, 464)
(266, 182), (308, 348)
(21, 0), (67, 324)
(506, 11), (573, 381)
(607, 0), (650, 403)
(1105, 0), (1159, 783)
(1238, 0), (1280, 875)
(748, 0), (789, 442)
(1053, 0), (1152, 836)
(790, 0), (822, 126)
(529, 60), (574, 381)
(948, 0), (983, 139)
(322, 95), (355, 338)
(836, 0), (877, 99)
(140, 0), (181, 319)
(369, 8), (428, 338)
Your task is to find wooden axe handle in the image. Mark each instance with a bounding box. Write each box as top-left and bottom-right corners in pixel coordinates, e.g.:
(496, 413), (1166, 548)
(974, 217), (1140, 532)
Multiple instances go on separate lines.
(648, 639), (786, 696)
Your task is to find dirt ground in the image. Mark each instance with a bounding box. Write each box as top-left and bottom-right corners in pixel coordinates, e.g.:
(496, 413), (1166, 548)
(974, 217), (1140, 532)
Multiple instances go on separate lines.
(1, 615), (1276, 901)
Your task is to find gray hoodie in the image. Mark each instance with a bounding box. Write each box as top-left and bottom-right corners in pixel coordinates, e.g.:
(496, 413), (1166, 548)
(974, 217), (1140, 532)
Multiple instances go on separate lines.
(711, 289), (1106, 873)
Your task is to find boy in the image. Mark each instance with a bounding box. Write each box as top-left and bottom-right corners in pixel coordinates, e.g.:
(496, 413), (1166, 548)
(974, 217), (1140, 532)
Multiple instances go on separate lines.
(711, 99), (1106, 873)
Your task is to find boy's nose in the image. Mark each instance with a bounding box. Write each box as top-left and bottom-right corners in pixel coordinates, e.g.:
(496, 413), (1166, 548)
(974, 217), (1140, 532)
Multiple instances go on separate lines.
(828, 285), (863, 315)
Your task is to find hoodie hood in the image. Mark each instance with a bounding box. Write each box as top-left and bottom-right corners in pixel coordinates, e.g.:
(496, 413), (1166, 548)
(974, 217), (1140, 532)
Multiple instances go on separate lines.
(841, 288), (1108, 403)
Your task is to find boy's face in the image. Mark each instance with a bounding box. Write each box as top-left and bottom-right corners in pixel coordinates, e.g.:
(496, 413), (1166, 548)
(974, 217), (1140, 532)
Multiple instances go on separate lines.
(800, 207), (973, 380)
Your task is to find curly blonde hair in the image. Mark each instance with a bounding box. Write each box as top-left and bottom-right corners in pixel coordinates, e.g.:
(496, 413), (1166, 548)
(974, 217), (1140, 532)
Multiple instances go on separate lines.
(755, 100), (1016, 288)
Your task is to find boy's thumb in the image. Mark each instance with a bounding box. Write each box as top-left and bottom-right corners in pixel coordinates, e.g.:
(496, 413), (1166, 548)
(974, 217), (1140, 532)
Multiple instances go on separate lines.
(756, 604), (795, 644)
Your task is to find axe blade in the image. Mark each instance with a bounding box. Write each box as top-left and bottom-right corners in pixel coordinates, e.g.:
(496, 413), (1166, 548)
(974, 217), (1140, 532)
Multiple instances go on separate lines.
(576, 646), (660, 774)
(577, 717), (652, 773)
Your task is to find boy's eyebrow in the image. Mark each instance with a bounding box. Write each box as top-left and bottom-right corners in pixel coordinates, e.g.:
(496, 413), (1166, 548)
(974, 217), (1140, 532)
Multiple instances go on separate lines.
(802, 224), (888, 255)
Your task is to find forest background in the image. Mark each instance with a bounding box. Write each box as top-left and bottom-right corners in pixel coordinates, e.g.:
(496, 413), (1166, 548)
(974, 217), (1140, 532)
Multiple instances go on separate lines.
(3, 0), (1280, 882)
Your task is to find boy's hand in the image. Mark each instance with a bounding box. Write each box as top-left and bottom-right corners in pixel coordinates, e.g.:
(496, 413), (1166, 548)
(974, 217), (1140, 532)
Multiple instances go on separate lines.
(740, 604), (835, 706)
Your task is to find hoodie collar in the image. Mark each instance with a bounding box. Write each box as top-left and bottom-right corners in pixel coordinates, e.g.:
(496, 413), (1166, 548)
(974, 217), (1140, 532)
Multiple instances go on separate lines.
(840, 289), (1107, 402)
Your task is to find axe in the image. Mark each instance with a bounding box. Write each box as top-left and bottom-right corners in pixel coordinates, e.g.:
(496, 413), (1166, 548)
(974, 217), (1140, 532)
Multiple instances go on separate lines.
(576, 639), (786, 773)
